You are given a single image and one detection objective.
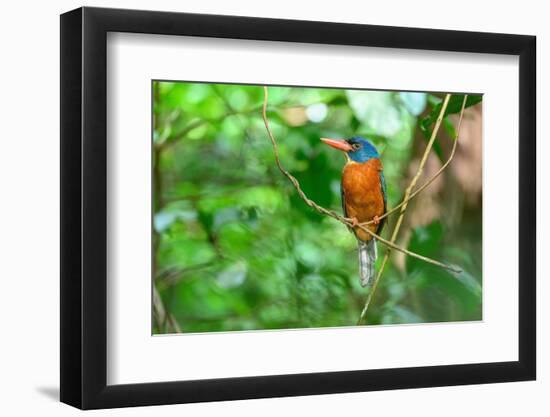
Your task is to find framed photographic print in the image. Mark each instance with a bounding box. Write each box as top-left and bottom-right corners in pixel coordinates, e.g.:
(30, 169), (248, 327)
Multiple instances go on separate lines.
(60, 6), (536, 409)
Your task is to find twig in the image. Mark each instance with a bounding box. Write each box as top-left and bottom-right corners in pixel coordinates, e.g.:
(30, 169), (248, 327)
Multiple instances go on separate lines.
(261, 86), (460, 273)
(357, 94), (468, 325)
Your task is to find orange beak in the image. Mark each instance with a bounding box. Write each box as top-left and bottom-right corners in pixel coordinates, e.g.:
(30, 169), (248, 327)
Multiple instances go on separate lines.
(320, 137), (353, 152)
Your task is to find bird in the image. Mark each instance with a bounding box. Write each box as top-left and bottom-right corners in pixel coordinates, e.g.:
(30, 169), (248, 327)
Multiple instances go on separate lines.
(320, 136), (387, 287)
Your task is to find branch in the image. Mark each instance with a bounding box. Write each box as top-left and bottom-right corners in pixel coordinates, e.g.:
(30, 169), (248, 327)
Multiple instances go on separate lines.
(261, 86), (461, 274)
(156, 104), (268, 151)
(158, 261), (216, 286)
(357, 94), (468, 325)
(153, 285), (182, 333)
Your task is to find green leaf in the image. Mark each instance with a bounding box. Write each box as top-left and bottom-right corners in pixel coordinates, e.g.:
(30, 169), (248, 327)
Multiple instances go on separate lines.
(291, 151), (334, 221)
(398, 92), (427, 116)
(154, 211), (178, 233)
(427, 94), (442, 107)
(154, 205), (197, 233)
(451, 269), (482, 299)
(197, 210), (214, 234)
(346, 91), (403, 137)
(423, 267), (481, 312)
(405, 221), (482, 313)
(386, 305), (423, 324)
(217, 261), (248, 288)
(406, 221), (444, 274)
(443, 116), (457, 139)
(416, 127), (444, 161)
(418, 94), (481, 160)
(420, 94), (482, 139)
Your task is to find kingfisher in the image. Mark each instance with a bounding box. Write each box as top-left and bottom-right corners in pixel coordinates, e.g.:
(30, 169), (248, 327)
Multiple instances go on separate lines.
(320, 136), (387, 287)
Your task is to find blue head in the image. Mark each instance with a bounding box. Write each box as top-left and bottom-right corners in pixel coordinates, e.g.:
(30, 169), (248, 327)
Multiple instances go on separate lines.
(346, 136), (379, 162)
(321, 136), (379, 163)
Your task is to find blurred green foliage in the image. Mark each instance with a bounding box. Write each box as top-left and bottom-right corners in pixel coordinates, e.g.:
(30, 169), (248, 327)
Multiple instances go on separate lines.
(153, 81), (483, 334)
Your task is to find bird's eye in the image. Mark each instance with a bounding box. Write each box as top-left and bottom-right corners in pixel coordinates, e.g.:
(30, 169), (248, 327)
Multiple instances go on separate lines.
(352, 143), (361, 151)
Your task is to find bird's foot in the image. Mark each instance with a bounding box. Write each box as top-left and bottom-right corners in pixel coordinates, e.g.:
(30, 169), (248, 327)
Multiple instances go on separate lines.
(372, 215), (381, 225)
(349, 217), (359, 228)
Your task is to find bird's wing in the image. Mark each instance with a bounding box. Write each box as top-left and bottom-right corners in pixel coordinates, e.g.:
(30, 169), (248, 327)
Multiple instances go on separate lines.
(341, 179), (348, 218)
(378, 170), (387, 234)
(341, 179), (353, 232)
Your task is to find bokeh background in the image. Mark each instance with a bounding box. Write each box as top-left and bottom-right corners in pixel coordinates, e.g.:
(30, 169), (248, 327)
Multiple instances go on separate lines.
(152, 81), (483, 334)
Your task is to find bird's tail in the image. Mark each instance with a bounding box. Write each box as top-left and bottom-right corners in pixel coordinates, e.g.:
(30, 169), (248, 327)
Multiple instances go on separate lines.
(357, 239), (377, 287)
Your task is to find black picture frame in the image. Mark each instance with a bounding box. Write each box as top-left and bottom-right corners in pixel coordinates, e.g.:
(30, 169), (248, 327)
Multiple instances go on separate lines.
(60, 6), (536, 410)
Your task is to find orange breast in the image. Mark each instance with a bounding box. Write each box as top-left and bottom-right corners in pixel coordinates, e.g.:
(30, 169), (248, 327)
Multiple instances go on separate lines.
(342, 158), (385, 242)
